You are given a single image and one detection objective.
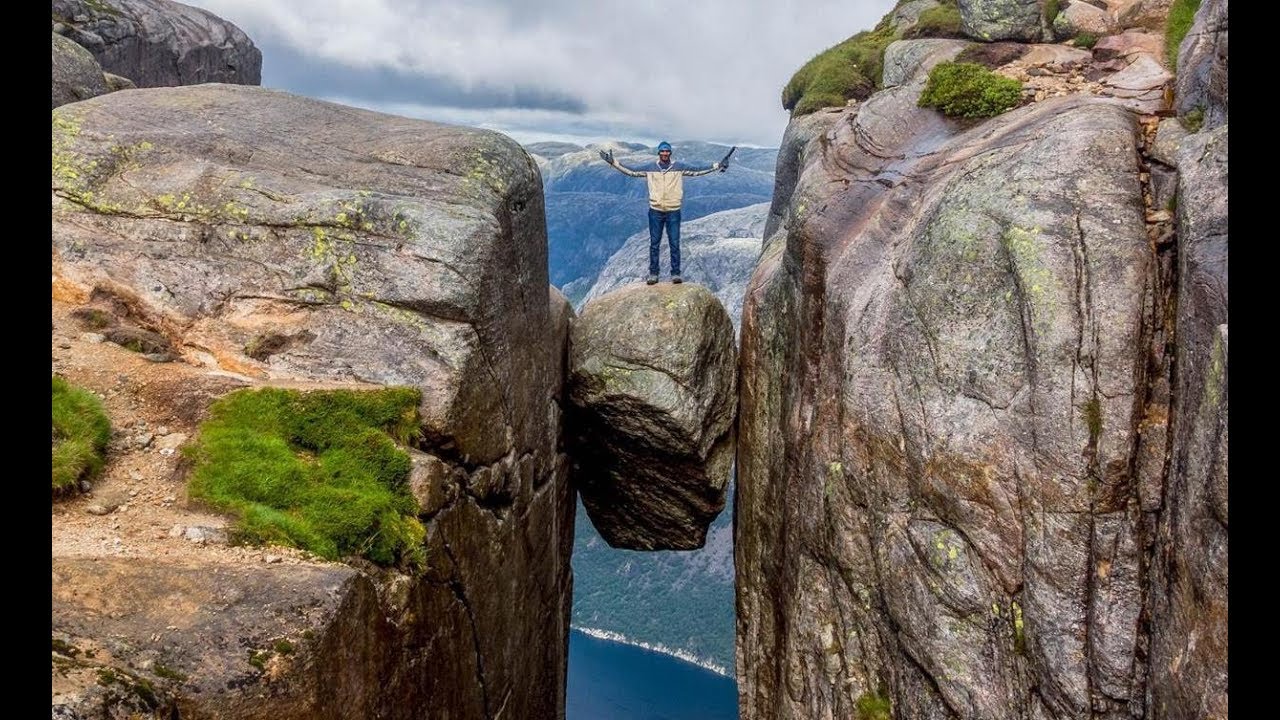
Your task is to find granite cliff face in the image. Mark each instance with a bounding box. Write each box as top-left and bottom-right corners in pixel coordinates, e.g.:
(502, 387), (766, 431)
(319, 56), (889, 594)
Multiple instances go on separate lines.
(52, 0), (262, 88)
(1148, 5), (1229, 714)
(52, 84), (572, 719)
(735, 3), (1227, 718)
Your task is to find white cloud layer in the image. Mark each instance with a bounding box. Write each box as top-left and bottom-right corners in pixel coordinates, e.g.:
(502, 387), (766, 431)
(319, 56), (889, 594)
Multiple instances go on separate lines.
(189, 0), (895, 146)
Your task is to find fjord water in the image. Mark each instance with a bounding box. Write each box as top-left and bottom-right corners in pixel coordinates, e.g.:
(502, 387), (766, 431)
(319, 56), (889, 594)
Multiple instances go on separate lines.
(567, 629), (738, 720)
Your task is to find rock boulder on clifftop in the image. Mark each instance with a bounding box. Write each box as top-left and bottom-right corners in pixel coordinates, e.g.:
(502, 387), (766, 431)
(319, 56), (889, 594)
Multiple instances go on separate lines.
(959, 0), (1047, 41)
(52, 32), (108, 109)
(52, 0), (262, 87)
(568, 283), (737, 550)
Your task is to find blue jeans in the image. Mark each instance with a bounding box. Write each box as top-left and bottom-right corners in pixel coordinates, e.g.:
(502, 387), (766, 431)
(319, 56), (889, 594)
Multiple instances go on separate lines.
(647, 208), (681, 277)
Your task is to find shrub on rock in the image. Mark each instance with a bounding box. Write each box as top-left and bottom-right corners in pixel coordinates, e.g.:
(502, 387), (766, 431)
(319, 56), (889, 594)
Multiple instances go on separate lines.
(919, 60), (1023, 117)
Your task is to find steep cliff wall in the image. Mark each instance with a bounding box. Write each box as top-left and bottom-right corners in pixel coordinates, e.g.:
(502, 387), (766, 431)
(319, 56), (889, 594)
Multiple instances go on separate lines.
(736, 9), (1227, 716)
(52, 85), (572, 719)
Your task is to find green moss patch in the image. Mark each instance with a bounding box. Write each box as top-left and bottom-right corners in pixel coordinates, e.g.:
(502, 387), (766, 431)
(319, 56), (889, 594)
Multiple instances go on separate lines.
(783, 17), (899, 115)
(1166, 0), (1203, 67)
(919, 61), (1023, 118)
(186, 387), (426, 569)
(1180, 106), (1205, 132)
(903, 4), (964, 39)
(1044, 0), (1062, 24)
(1073, 32), (1099, 49)
(856, 690), (892, 720)
(52, 376), (112, 494)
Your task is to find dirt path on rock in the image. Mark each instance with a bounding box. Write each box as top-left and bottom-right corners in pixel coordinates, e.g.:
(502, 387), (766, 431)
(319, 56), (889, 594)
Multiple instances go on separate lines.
(51, 298), (365, 570)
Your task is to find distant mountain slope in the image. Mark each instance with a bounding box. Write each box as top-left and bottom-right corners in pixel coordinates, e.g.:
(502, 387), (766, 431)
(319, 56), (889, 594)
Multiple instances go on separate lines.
(527, 141), (776, 300)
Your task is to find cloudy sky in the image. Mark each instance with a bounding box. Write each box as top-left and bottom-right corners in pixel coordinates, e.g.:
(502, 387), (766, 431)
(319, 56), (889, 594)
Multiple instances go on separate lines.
(188, 0), (895, 148)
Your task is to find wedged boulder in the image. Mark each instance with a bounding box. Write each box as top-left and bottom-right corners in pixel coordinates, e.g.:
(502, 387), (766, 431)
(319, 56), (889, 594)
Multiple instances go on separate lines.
(882, 38), (970, 88)
(52, 84), (574, 718)
(52, 0), (261, 87)
(1150, 116), (1191, 166)
(738, 87), (1159, 718)
(567, 283), (736, 550)
(959, 0), (1046, 41)
(1149, 124), (1227, 720)
(1174, 0), (1228, 129)
(52, 32), (108, 108)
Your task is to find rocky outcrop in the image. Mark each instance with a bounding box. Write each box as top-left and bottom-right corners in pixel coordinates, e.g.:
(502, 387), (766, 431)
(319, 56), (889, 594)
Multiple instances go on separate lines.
(737, 76), (1164, 718)
(52, 0), (261, 87)
(52, 32), (108, 108)
(959, 0), (1047, 41)
(1099, 53), (1172, 113)
(1113, 0), (1173, 31)
(1149, 117), (1189, 166)
(882, 39), (970, 88)
(52, 84), (572, 719)
(584, 203), (768, 329)
(1174, 0), (1228, 129)
(1092, 30), (1163, 62)
(1053, 1), (1114, 37)
(764, 111), (843, 244)
(52, 558), (388, 718)
(104, 72), (137, 91)
(568, 284), (736, 550)
(890, 0), (946, 32)
(1148, 124), (1228, 720)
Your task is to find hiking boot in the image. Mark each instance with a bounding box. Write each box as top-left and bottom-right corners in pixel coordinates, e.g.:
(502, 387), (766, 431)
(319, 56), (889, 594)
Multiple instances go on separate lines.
(646, 275), (658, 285)
(671, 275), (683, 284)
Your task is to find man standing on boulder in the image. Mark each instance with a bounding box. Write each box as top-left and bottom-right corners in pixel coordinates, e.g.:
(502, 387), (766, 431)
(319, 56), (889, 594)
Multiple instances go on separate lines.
(600, 141), (732, 285)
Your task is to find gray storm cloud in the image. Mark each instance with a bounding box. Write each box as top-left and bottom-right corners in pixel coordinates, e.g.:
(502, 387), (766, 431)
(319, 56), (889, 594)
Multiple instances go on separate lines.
(188, 0), (895, 146)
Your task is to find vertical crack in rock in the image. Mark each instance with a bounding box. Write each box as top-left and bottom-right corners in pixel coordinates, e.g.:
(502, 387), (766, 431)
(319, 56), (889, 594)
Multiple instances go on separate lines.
(441, 538), (494, 720)
(996, 221), (1042, 459)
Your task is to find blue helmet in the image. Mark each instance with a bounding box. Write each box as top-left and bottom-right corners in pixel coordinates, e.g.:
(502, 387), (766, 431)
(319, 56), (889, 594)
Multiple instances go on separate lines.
(657, 141), (673, 152)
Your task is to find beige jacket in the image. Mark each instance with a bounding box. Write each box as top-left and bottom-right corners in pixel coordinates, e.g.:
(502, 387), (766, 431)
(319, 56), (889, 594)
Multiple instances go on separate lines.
(609, 158), (719, 211)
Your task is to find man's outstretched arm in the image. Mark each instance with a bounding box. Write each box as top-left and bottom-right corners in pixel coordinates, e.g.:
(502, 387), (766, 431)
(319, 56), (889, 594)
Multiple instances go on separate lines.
(599, 149), (646, 177)
(683, 147), (734, 176)
(679, 162), (721, 177)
